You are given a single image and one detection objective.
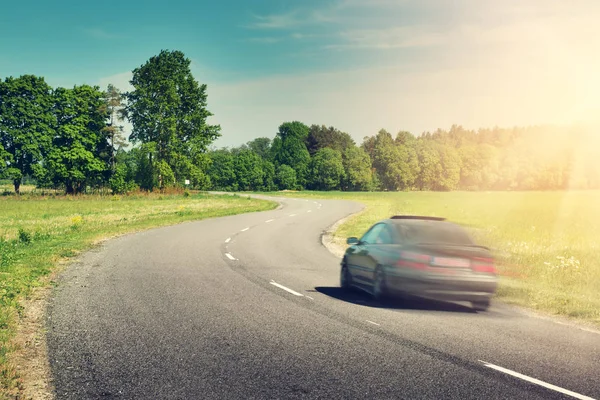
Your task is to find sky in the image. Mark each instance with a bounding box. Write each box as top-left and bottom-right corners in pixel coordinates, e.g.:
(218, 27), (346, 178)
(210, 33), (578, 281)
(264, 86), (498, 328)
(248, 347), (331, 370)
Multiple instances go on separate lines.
(1, 0), (600, 148)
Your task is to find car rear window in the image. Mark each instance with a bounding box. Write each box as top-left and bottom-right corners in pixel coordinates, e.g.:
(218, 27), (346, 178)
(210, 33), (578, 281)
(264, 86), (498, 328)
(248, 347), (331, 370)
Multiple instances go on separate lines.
(398, 222), (474, 245)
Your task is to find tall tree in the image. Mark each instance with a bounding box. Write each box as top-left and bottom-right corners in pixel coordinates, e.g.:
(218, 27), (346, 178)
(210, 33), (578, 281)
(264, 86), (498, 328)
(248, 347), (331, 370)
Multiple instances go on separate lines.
(234, 149), (265, 191)
(271, 121), (311, 187)
(126, 50), (220, 189)
(101, 84), (127, 172)
(305, 125), (355, 156)
(275, 164), (297, 190)
(0, 75), (54, 193)
(247, 137), (272, 159)
(47, 85), (110, 194)
(342, 146), (372, 191)
(308, 148), (345, 190)
(371, 129), (417, 191)
(208, 149), (237, 191)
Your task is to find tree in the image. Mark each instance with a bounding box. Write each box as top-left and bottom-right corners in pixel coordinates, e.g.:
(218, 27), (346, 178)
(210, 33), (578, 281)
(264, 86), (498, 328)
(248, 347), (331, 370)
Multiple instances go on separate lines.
(234, 149), (265, 191)
(415, 139), (440, 190)
(262, 159), (276, 191)
(0, 75), (54, 193)
(126, 49), (220, 189)
(47, 85), (110, 194)
(101, 84), (127, 173)
(308, 148), (345, 190)
(271, 121), (311, 187)
(433, 143), (461, 191)
(371, 129), (417, 191)
(342, 146), (372, 191)
(247, 137), (272, 159)
(208, 149), (237, 191)
(275, 164), (297, 190)
(305, 125), (355, 156)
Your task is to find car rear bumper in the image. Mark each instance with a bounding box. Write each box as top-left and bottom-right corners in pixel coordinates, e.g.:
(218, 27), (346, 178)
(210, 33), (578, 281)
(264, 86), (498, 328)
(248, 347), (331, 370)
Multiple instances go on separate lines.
(385, 271), (497, 303)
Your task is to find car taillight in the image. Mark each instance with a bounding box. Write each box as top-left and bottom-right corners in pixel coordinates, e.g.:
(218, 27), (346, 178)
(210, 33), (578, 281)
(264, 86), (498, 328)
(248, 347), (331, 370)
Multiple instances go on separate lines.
(471, 257), (496, 274)
(397, 252), (432, 270)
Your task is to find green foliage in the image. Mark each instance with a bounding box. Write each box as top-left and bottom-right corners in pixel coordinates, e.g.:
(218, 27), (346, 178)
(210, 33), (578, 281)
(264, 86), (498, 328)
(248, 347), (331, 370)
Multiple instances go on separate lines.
(17, 228), (32, 244)
(234, 149), (265, 191)
(0, 75), (55, 194)
(246, 137), (272, 159)
(272, 121), (311, 186)
(275, 164), (297, 190)
(371, 129), (418, 191)
(305, 125), (355, 156)
(126, 50), (220, 190)
(109, 164), (137, 194)
(342, 146), (372, 191)
(308, 148), (345, 190)
(46, 85), (109, 194)
(262, 159), (276, 191)
(208, 150), (237, 191)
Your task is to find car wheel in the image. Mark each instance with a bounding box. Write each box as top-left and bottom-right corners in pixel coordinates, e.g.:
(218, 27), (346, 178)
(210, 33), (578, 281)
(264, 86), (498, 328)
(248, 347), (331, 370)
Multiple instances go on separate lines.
(340, 263), (352, 290)
(373, 265), (388, 301)
(472, 300), (490, 312)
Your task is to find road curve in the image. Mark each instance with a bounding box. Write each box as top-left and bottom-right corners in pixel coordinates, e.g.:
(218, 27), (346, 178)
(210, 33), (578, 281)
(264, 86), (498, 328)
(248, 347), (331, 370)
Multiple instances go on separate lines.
(47, 196), (599, 399)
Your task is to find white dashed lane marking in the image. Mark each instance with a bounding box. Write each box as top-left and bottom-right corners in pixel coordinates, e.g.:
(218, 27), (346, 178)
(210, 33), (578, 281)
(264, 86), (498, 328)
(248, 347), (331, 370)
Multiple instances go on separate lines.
(269, 281), (304, 297)
(366, 320), (381, 326)
(265, 219), (274, 223)
(241, 227), (249, 232)
(289, 214), (296, 217)
(225, 253), (236, 261)
(479, 361), (595, 400)
(225, 238), (231, 243)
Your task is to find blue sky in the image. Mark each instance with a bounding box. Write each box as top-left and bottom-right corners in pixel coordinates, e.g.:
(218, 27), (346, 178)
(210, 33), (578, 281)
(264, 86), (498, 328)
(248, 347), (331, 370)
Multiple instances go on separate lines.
(2, 0), (600, 147)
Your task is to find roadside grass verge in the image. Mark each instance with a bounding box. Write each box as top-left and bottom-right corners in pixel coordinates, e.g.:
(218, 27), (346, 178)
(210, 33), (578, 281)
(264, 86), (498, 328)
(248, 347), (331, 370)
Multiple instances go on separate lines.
(264, 190), (600, 327)
(0, 192), (276, 396)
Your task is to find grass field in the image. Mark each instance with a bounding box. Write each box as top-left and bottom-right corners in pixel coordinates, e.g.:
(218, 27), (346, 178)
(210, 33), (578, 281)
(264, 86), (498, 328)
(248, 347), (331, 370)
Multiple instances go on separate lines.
(266, 190), (600, 326)
(0, 191), (276, 394)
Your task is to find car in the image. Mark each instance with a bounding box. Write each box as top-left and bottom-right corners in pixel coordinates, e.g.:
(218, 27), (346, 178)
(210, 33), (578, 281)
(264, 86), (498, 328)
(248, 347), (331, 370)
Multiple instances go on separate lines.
(340, 215), (497, 311)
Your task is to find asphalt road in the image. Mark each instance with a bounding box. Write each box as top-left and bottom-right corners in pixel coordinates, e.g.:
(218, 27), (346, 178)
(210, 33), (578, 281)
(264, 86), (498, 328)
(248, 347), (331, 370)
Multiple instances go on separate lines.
(47, 196), (599, 399)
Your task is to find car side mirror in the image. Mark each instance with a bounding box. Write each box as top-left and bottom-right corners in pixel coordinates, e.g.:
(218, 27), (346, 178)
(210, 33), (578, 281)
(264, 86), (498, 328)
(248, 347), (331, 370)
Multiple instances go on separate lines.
(347, 237), (359, 245)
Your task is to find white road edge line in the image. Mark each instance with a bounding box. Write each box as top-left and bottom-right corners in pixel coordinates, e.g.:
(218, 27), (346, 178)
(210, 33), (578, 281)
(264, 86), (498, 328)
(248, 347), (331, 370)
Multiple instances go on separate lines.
(269, 280), (304, 297)
(265, 219), (274, 223)
(225, 237), (231, 243)
(241, 227), (249, 232)
(225, 253), (236, 261)
(366, 320), (381, 326)
(479, 361), (596, 400)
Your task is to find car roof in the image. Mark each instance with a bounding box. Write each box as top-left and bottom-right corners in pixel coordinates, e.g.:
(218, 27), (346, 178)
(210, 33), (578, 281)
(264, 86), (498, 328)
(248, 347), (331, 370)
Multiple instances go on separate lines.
(389, 215), (446, 221)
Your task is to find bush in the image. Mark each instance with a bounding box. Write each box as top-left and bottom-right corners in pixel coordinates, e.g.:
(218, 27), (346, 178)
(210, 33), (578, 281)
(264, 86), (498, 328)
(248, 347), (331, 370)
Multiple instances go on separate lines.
(18, 228), (32, 244)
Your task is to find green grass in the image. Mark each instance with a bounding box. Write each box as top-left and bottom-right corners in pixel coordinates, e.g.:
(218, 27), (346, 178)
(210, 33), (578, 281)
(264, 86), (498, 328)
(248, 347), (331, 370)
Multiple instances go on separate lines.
(265, 190), (600, 326)
(0, 192), (276, 396)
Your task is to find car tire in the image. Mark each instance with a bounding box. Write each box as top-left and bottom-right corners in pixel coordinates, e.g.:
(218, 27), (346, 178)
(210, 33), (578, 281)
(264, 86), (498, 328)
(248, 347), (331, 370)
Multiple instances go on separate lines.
(472, 300), (491, 312)
(340, 263), (352, 291)
(373, 265), (388, 301)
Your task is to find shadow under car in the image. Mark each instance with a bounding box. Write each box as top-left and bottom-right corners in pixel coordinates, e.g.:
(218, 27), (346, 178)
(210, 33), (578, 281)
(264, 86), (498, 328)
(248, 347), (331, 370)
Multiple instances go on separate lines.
(315, 286), (477, 313)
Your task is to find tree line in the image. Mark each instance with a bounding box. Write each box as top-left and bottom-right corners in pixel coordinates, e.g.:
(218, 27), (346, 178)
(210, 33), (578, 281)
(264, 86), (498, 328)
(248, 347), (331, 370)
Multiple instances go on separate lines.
(2, 49), (600, 194)
(203, 123), (600, 192)
(1, 50), (219, 194)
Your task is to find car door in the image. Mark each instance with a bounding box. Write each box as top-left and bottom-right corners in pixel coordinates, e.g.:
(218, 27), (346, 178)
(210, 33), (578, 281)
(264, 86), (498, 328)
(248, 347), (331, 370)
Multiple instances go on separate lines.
(365, 223), (395, 284)
(350, 223), (384, 283)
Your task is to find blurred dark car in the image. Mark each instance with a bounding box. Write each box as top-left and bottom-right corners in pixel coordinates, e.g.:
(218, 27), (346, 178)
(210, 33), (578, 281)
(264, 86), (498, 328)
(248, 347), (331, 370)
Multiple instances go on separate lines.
(340, 216), (497, 311)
